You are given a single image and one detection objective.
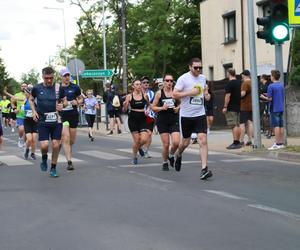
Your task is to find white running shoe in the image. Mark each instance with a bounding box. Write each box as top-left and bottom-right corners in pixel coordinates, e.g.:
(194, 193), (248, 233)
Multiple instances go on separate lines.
(11, 128), (15, 132)
(18, 138), (24, 148)
(268, 143), (280, 150)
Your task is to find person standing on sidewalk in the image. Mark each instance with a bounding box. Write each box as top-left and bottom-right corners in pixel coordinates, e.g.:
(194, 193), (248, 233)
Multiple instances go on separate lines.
(172, 58), (212, 180)
(84, 90), (99, 141)
(260, 70), (285, 150)
(30, 67), (64, 178)
(152, 74), (180, 171)
(240, 70), (253, 146)
(222, 68), (242, 149)
(59, 68), (82, 171)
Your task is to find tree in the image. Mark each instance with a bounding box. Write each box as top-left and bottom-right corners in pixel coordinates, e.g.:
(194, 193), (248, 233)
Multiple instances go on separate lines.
(21, 68), (40, 85)
(289, 29), (300, 88)
(0, 57), (11, 95)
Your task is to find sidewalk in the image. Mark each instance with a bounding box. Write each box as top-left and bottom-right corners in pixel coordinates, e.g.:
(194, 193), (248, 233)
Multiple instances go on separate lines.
(78, 122), (300, 164)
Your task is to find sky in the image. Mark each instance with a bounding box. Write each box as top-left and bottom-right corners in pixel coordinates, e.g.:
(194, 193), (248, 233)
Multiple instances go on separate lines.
(0, 0), (82, 81)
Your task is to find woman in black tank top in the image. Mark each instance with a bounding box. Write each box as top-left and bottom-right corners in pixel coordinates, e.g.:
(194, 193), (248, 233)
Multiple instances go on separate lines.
(123, 80), (150, 165)
(152, 74), (181, 171)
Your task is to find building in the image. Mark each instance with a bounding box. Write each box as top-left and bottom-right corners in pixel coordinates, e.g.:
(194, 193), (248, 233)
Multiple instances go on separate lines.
(200, 0), (291, 81)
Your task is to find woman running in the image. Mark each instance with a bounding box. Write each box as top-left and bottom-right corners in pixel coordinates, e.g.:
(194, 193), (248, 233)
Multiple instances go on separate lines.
(123, 79), (150, 165)
(84, 90), (99, 141)
(152, 74), (180, 171)
(23, 85), (38, 160)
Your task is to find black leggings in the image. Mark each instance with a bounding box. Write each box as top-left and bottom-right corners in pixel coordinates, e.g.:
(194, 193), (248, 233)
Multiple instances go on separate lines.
(85, 114), (96, 128)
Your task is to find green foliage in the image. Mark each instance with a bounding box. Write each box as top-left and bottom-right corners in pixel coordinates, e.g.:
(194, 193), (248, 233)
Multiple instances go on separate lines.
(290, 29), (300, 87)
(21, 68), (40, 85)
(0, 57), (18, 95)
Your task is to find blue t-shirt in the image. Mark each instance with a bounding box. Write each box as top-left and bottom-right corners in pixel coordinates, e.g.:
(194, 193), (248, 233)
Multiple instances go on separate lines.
(267, 82), (284, 113)
(31, 83), (63, 124)
(60, 83), (81, 116)
(24, 99), (33, 119)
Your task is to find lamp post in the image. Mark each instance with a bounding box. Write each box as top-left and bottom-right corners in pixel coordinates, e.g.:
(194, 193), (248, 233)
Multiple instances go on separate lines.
(102, 0), (108, 89)
(43, 6), (67, 65)
(121, 0), (127, 93)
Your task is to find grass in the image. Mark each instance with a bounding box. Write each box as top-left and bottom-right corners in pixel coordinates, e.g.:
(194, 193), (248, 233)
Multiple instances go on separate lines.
(284, 145), (300, 153)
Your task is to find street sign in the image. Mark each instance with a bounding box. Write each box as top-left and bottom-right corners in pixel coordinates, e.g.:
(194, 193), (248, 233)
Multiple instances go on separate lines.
(81, 69), (114, 78)
(67, 59), (85, 76)
(288, 0), (300, 26)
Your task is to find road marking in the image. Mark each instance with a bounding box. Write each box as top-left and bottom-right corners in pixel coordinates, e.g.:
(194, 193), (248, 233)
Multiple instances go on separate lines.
(119, 160), (211, 168)
(204, 190), (248, 200)
(129, 170), (174, 183)
(35, 152), (82, 163)
(116, 148), (161, 158)
(185, 148), (223, 155)
(104, 166), (118, 169)
(0, 155), (33, 166)
(248, 204), (300, 221)
(221, 158), (265, 163)
(79, 150), (129, 160)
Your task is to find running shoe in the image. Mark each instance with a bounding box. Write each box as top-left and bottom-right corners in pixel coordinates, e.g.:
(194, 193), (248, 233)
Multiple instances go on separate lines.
(24, 148), (30, 160)
(132, 157), (138, 165)
(138, 148), (145, 157)
(191, 138), (198, 144)
(18, 138), (24, 148)
(30, 153), (36, 160)
(67, 161), (74, 171)
(174, 155), (182, 172)
(226, 143), (242, 149)
(40, 161), (48, 172)
(91, 137), (94, 142)
(88, 133), (92, 138)
(144, 151), (151, 158)
(162, 162), (169, 171)
(117, 129), (122, 134)
(11, 128), (15, 132)
(168, 156), (175, 168)
(200, 167), (213, 180)
(50, 168), (59, 178)
(107, 130), (113, 135)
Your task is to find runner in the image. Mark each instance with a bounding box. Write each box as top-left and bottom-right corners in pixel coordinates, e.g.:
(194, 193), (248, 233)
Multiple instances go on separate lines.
(23, 85), (38, 160)
(84, 89), (99, 141)
(152, 74), (180, 171)
(141, 76), (155, 158)
(8, 98), (17, 132)
(59, 68), (82, 171)
(173, 58), (213, 180)
(123, 79), (150, 165)
(4, 84), (27, 148)
(29, 67), (64, 178)
(0, 95), (10, 128)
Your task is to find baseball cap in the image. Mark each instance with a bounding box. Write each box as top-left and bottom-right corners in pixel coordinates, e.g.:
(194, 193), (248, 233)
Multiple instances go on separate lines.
(60, 67), (71, 77)
(241, 70), (251, 76)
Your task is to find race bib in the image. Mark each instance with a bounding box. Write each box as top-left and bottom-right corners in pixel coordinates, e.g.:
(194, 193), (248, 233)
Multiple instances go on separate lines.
(45, 112), (57, 123)
(190, 97), (203, 105)
(162, 99), (175, 109)
(25, 110), (33, 118)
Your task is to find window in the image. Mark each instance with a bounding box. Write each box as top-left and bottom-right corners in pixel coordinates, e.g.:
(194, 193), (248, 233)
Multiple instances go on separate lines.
(223, 63), (233, 78)
(223, 11), (236, 44)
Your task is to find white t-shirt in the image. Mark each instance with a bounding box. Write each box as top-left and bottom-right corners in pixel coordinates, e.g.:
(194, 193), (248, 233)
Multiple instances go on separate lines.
(175, 72), (206, 117)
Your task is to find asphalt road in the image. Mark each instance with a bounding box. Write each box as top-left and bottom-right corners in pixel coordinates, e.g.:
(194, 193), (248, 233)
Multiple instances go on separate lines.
(0, 129), (300, 250)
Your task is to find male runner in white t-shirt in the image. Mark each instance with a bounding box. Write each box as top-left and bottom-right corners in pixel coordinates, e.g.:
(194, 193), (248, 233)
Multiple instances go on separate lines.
(173, 58), (212, 180)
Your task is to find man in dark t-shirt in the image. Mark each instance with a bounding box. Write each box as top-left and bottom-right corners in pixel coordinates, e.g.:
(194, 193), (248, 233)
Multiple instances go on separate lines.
(30, 67), (65, 178)
(222, 68), (241, 149)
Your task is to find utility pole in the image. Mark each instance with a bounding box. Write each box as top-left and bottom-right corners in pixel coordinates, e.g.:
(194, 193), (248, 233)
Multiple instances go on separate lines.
(121, 0), (128, 93)
(102, 0), (107, 89)
(247, 0), (262, 148)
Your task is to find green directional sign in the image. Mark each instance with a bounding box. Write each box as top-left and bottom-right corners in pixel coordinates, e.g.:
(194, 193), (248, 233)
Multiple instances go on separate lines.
(81, 69), (114, 78)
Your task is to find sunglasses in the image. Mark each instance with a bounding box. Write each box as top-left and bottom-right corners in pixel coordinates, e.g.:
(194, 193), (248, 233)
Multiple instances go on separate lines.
(165, 79), (173, 82)
(44, 77), (54, 80)
(142, 81), (149, 84)
(193, 66), (202, 71)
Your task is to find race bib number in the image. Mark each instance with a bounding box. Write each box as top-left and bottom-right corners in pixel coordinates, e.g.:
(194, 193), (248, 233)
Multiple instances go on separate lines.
(25, 110), (33, 118)
(190, 97), (203, 105)
(45, 112), (57, 123)
(162, 99), (175, 109)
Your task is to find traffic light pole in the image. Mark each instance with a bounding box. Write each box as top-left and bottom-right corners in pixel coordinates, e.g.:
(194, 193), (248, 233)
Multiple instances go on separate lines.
(247, 0), (262, 149)
(275, 44), (288, 145)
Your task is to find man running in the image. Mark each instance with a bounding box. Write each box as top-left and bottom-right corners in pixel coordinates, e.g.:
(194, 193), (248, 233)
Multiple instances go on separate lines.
(4, 84), (27, 147)
(30, 67), (64, 178)
(173, 58), (213, 180)
(0, 95), (10, 128)
(59, 68), (82, 171)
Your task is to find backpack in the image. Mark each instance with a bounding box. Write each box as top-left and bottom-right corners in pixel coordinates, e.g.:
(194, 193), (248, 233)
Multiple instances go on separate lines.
(112, 94), (120, 108)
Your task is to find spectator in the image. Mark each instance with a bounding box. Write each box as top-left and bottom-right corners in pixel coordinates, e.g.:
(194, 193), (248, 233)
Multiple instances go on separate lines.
(222, 68), (242, 149)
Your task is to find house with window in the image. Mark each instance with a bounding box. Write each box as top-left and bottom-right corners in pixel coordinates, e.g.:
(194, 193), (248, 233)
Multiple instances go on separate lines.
(200, 0), (290, 81)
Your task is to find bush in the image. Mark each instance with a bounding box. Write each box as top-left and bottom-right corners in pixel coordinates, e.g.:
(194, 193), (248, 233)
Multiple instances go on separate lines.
(290, 30), (300, 87)
(290, 65), (300, 87)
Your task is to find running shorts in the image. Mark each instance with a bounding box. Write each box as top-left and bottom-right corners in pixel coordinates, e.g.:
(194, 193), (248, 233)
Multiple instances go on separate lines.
(180, 115), (207, 138)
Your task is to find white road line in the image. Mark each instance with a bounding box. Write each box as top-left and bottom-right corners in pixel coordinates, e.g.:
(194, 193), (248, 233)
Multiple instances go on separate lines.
(79, 150), (129, 160)
(0, 155), (33, 166)
(248, 204), (300, 221)
(204, 190), (248, 200)
(35, 152), (83, 163)
(128, 170), (174, 183)
(221, 158), (265, 163)
(119, 160), (212, 168)
(116, 148), (161, 158)
(185, 148), (224, 156)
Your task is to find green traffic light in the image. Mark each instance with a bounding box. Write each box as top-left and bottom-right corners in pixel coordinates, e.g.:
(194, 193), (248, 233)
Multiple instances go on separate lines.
(272, 23), (289, 42)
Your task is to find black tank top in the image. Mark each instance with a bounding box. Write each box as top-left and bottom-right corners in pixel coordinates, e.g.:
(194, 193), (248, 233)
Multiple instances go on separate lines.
(130, 93), (146, 109)
(158, 89), (178, 115)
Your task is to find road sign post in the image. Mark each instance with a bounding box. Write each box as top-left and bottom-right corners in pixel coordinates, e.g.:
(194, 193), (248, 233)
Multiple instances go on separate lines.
(81, 69), (113, 78)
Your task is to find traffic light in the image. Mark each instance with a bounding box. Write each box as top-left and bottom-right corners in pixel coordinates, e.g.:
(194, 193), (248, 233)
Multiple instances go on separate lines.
(256, 16), (273, 44)
(270, 0), (289, 43)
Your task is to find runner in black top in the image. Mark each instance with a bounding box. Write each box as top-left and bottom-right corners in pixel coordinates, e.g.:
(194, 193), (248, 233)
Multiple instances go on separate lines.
(152, 74), (180, 171)
(123, 79), (150, 165)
